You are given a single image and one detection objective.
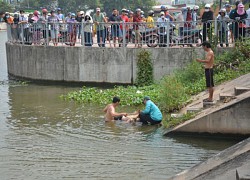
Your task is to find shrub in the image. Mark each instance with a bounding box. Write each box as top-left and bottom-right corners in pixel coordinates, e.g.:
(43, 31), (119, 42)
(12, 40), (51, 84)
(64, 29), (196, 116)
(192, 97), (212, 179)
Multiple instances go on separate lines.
(135, 50), (153, 86)
(159, 75), (189, 112)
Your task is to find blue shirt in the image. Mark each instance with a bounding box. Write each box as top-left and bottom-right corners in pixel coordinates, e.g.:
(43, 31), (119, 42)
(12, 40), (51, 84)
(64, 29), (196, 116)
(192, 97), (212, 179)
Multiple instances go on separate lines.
(142, 100), (163, 121)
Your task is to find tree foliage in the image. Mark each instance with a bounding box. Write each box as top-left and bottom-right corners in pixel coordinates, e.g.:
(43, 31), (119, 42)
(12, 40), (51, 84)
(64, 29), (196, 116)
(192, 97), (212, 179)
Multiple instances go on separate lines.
(0, 1), (14, 12)
(18, 0), (156, 15)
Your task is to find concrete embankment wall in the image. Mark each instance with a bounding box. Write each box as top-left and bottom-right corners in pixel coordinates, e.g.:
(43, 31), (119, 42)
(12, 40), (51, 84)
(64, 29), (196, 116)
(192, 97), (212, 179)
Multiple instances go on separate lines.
(6, 43), (209, 84)
(166, 91), (250, 136)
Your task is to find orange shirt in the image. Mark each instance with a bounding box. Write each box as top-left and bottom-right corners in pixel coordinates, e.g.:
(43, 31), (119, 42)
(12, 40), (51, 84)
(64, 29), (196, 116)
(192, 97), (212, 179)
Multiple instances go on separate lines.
(6, 16), (14, 24)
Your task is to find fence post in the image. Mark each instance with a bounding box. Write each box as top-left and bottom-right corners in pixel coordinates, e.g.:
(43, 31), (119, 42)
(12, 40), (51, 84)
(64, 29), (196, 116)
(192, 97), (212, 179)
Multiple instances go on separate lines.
(46, 21), (49, 46)
(122, 21), (125, 48)
(214, 18), (218, 38)
(21, 24), (24, 44)
(81, 21), (84, 46)
(7, 24), (11, 42)
(166, 19), (170, 48)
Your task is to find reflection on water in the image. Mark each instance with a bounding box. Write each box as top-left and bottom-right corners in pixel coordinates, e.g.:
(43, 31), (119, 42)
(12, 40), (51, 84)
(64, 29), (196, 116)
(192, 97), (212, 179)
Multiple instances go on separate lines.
(0, 31), (239, 179)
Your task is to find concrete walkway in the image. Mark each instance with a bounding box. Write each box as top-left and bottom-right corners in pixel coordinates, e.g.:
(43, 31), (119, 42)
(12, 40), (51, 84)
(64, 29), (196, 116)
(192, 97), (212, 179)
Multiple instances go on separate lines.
(182, 73), (250, 114)
(165, 73), (250, 136)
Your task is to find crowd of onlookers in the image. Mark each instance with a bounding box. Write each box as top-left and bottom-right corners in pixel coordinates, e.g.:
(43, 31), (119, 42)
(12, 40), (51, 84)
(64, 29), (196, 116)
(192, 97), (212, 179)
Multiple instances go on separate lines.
(0, 1), (250, 47)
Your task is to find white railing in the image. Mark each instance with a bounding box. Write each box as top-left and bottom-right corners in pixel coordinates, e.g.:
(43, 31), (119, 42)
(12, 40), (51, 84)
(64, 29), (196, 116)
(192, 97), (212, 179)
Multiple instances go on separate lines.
(6, 19), (250, 48)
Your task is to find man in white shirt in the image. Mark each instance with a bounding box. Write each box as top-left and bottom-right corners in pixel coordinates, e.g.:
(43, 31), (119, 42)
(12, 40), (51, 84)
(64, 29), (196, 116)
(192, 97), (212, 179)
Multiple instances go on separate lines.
(18, 10), (29, 44)
(157, 11), (169, 47)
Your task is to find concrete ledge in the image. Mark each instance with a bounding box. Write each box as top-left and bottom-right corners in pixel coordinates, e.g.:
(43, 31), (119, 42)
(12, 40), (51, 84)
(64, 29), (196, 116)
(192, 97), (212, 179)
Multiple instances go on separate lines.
(186, 106), (202, 113)
(219, 93), (235, 101)
(236, 168), (250, 180)
(235, 86), (250, 96)
(168, 137), (250, 180)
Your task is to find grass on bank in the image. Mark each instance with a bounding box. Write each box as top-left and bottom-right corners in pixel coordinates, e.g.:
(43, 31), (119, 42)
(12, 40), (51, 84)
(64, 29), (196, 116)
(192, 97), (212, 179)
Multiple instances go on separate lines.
(62, 40), (250, 128)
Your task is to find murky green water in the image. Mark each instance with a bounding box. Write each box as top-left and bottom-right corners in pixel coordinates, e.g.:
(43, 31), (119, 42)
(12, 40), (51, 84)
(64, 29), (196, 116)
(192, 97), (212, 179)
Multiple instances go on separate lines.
(0, 31), (239, 180)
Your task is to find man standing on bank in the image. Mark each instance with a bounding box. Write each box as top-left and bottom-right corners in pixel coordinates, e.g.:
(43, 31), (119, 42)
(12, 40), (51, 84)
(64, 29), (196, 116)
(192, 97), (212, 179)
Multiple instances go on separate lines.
(196, 41), (214, 102)
(139, 96), (162, 125)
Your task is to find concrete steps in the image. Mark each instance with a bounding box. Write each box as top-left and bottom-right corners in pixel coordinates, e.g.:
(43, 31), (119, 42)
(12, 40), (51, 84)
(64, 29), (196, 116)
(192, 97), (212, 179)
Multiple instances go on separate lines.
(235, 86), (250, 96)
(171, 86), (250, 122)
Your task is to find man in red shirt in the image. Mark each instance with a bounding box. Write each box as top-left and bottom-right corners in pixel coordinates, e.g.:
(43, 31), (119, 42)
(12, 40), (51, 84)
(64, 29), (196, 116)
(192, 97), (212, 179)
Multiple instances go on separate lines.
(133, 8), (142, 47)
(120, 8), (129, 31)
(184, 7), (193, 31)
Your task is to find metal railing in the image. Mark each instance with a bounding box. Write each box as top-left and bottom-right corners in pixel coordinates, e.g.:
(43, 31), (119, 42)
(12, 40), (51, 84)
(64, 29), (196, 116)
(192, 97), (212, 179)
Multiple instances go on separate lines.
(6, 19), (250, 48)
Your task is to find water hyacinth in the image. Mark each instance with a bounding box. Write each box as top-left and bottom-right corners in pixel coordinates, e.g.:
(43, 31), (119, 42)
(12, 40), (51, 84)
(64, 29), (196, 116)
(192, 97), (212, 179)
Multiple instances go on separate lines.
(62, 85), (161, 106)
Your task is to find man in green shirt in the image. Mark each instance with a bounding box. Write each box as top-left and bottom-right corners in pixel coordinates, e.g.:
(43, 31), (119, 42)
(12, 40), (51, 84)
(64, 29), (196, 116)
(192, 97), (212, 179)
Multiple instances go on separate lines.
(93, 7), (107, 47)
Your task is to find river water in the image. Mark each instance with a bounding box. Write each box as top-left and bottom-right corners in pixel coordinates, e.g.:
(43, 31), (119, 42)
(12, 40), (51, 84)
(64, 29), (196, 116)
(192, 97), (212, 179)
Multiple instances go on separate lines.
(0, 31), (239, 180)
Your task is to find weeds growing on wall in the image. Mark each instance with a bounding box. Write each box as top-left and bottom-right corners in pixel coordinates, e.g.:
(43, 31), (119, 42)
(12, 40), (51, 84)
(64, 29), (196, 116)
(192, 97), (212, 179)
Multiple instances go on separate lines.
(135, 50), (154, 86)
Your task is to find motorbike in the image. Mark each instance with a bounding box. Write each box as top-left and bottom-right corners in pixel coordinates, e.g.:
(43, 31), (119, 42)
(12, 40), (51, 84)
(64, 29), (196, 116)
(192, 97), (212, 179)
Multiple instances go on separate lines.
(171, 27), (202, 47)
(121, 26), (158, 47)
(157, 25), (175, 47)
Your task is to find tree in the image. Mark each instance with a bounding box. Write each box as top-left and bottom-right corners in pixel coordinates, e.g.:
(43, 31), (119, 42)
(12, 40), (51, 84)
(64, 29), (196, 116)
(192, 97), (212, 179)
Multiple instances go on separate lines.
(101, 0), (156, 16)
(19, 0), (156, 15)
(0, 1), (14, 12)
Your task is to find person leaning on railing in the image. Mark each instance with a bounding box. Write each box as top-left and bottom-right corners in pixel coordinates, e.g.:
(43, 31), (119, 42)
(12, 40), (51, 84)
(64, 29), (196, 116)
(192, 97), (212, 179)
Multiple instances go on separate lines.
(133, 8), (143, 48)
(201, 4), (214, 42)
(66, 13), (78, 46)
(93, 7), (107, 47)
(48, 10), (60, 46)
(176, 8), (185, 36)
(109, 8), (123, 47)
(217, 8), (230, 47)
(229, 2), (248, 41)
(83, 14), (93, 47)
(128, 11), (134, 43)
(40, 9), (50, 45)
(146, 10), (155, 29)
(12, 13), (21, 43)
(31, 11), (42, 45)
(18, 10), (29, 44)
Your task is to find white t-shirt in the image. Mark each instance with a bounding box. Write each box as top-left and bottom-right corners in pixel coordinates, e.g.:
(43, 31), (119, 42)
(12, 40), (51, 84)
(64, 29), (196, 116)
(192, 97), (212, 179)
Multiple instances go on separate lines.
(157, 17), (169, 35)
(19, 14), (29, 28)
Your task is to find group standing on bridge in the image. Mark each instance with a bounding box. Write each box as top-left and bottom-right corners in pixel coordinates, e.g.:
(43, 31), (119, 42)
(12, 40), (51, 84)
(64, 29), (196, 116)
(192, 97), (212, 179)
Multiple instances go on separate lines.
(1, 1), (250, 47)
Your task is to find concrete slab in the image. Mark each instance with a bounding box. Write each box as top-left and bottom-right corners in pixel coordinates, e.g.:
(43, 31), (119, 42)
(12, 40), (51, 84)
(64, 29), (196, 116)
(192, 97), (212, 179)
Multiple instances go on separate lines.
(219, 93), (235, 101)
(235, 86), (250, 96)
(186, 106), (202, 113)
(236, 166), (250, 180)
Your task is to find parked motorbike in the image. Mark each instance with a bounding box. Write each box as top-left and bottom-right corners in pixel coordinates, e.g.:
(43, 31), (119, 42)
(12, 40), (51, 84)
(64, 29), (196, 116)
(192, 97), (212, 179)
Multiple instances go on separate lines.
(171, 27), (202, 47)
(121, 26), (158, 47)
(157, 25), (175, 47)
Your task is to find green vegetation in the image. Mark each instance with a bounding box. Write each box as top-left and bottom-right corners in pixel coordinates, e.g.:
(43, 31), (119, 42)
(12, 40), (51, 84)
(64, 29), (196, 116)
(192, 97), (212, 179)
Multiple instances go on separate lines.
(135, 50), (154, 86)
(18, 0), (155, 15)
(0, 1), (14, 12)
(162, 113), (196, 128)
(62, 40), (250, 128)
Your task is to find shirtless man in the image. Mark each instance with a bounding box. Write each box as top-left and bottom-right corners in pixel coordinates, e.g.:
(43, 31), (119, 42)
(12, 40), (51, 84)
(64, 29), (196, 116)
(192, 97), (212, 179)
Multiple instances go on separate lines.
(196, 41), (214, 102)
(103, 96), (128, 122)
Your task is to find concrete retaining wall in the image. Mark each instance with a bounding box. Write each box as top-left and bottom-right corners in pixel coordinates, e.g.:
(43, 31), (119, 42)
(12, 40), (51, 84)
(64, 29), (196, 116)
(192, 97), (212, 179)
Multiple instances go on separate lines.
(6, 43), (208, 84)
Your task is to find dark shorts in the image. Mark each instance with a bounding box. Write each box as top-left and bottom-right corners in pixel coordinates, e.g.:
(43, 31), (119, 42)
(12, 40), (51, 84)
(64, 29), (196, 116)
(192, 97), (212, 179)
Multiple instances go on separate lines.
(139, 112), (161, 125)
(114, 116), (123, 120)
(205, 68), (214, 87)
